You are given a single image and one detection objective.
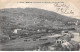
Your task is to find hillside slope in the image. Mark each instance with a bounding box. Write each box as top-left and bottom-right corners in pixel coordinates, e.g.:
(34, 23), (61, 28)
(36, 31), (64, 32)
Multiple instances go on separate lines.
(0, 8), (80, 35)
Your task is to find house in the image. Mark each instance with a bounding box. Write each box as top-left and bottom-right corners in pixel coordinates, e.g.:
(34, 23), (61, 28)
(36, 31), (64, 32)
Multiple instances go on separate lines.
(13, 29), (22, 34)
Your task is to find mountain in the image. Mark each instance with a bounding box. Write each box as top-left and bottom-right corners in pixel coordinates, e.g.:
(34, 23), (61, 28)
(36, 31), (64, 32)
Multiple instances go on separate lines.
(0, 8), (80, 35)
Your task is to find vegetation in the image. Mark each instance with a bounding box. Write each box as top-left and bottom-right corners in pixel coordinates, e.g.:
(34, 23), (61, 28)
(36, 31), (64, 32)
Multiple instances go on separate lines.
(0, 8), (80, 36)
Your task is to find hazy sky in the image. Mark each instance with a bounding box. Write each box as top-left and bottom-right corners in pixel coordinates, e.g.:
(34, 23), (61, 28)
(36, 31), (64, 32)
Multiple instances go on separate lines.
(0, 0), (80, 19)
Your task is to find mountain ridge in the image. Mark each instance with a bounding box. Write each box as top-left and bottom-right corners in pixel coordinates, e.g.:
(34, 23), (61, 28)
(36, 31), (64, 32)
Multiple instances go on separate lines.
(0, 8), (80, 35)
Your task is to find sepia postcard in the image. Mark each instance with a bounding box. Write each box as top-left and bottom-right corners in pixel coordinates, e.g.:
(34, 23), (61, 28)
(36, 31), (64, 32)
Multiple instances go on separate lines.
(0, 0), (80, 51)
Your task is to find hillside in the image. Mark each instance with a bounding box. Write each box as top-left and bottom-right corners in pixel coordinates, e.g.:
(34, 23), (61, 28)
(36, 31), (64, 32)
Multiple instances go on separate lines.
(0, 8), (80, 35)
